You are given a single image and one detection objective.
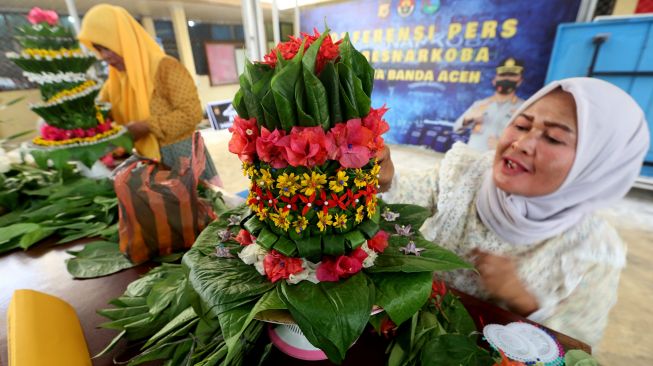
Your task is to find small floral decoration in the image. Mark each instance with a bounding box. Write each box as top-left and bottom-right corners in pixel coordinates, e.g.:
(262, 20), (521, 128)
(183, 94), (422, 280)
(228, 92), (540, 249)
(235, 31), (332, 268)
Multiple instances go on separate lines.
(32, 122), (123, 147)
(229, 106), (389, 170)
(27, 7), (59, 26)
(234, 228), (390, 284)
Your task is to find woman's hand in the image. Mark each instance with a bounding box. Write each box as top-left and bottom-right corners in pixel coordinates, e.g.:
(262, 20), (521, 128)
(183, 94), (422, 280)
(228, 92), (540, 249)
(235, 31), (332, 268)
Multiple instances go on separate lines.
(126, 121), (150, 140)
(472, 249), (539, 316)
(377, 146), (395, 193)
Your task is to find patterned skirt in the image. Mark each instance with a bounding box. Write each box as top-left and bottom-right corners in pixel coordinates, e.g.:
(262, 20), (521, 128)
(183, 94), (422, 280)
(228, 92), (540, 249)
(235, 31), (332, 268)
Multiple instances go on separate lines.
(160, 137), (219, 182)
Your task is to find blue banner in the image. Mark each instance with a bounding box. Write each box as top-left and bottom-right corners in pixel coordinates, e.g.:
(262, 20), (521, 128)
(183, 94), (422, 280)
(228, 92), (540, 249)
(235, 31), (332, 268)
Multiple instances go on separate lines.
(300, 0), (581, 151)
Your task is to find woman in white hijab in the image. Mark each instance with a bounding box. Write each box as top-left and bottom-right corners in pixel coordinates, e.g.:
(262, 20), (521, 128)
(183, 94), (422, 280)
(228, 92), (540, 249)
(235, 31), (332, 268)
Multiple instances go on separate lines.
(379, 77), (650, 347)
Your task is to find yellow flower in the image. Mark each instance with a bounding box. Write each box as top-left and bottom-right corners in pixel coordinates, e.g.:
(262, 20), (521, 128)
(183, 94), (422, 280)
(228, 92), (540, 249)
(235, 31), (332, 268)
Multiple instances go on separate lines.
(293, 216), (309, 234)
(47, 80), (96, 103)
(270, 210), (291, 231)
(353, 169), (368, 188)
(366, 199), (377, 219)
(256, 168), (274, 189)
(355, 206), (365, 223)
(277, 172), (300, 197)
(300, 171), (327, 196)
(242, 163), (256, 178)
(332, 213), (348, 229)
(256, 207), (269, 221)
(367, 163), (381, 185)
(329, 170), (349, 193)
(316, 211), (333, 232)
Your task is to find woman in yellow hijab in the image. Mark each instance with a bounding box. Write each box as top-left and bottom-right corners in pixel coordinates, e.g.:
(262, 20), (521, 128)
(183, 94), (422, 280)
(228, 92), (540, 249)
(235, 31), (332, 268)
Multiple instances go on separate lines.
(78, 4), (220, 183)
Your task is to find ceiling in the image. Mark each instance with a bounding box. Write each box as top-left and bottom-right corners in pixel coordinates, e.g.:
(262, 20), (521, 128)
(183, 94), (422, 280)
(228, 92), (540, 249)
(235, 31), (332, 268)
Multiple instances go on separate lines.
(0, 0), (300, 24)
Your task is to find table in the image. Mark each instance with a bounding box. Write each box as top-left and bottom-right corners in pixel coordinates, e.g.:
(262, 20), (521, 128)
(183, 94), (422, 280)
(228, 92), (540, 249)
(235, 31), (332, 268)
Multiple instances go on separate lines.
(0, 240), (590, 366)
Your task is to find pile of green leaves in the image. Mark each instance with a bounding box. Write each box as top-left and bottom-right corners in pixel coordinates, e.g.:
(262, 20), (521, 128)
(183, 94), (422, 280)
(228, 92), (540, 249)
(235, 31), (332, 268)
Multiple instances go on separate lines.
(99, 202), (485, 365)
(378, 291), (494, 366)
(97, 263), (265, 366)
(233, 28), (373, 132)
(0, 165), (118, 253)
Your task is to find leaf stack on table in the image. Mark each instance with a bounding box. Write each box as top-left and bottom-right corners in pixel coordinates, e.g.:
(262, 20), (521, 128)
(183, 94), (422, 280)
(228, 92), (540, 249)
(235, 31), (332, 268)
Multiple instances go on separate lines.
(0, 164), (118, 254)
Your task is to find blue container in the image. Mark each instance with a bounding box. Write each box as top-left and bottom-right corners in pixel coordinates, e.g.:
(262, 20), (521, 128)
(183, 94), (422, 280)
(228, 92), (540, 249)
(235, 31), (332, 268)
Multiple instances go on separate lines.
(546, 16), (653, 178)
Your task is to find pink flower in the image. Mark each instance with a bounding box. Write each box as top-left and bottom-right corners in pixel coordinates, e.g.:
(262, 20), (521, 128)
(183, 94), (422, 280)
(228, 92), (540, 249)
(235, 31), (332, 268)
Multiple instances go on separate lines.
(27, 7), (59, 26)
(316, 250), (366, 282)
(277, 126), (329, 167)
(327, 119), (374, 168)
(256, 127), (288, 168)
(334, 254), (363, 279)
(99, 153), (115, 168)
(350, 247), (368, 263)
(235, 229), (255, 246)
(97, 122), (111, 133)
(316, 258), (339, 282)
(362, 106), (390, 154)
(228, 116), (259, 163)
(367, 230), (389, 253)
(263, 250), (304, 283)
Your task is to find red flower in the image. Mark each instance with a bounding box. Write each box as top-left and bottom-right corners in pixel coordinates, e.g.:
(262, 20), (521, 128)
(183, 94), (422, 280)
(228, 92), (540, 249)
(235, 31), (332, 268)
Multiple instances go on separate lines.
(367, 230), (389, 253)
(379, 316), (397, 338)
(362, 106), (390, 154)
(263, 250), (304, 283)
(256, 127), (288, 168)
(97, 122), (111, 133)
(277, 126), (329, 167)
(235, 229), (255, 246)
(326, 119), (374, 168)
(317, 250), (366, 282)
(27, 7), (58, 26)
(262, 29), (341, 74)
(228, 116), (259, 163)
(431, 279), (447, 300)
(334, 253), (363, 278)
(350, 247), (368, 263)
(99, 153), (115, 168)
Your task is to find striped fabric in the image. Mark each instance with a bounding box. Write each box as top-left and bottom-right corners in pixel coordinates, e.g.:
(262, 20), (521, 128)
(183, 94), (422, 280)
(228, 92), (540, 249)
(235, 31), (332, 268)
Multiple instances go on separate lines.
(113, 132), (216, 263)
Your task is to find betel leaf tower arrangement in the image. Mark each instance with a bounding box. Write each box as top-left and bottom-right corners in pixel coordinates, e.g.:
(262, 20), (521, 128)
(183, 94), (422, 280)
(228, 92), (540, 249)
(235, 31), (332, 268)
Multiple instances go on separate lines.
(97, 28), (497, 366)
(6, 7), (131, 169)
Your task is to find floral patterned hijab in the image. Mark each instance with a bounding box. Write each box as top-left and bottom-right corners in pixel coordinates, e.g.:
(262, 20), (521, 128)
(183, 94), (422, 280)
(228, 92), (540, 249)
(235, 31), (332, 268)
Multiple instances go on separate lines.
(476, 77), (650, 245)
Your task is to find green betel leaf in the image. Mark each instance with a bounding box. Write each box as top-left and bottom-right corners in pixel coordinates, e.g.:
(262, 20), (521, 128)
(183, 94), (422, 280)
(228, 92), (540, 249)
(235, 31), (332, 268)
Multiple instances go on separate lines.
(65, 240), (137, 278)
(421, 334), (494, 366)
(440, 292), (477, 337)
(242, 83), (265, 128)
(339, 33), (354, 68)
(301, 28), (330, 128)
(352, 73), (371, 117)
(318, 62), (343, 127)
(183, 247), (275, 315)
(147, 269), (188, 316)
(378, 202), (432, 231)
(295, 74), (316, 127)
(322, 234), (345, 256)
(222, 290), (286, 363)
(271, 41), (305, 131)
(256, 227), (279, 250)
(302, 27), (329, 74)
(144, 307), (197, 348)
(295, 235), (322, 262)
(279, 273), (375, 364)
(272, 236), (298, 257)
(302, 69), (330, 129)
(369, 272), (432, 326)
(261, 88), (280, 130)
(337, 63), (359, 120)
(233, 88), (249, 119)
(352, 48), (375, 97)
(368, 236), (472, 273)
